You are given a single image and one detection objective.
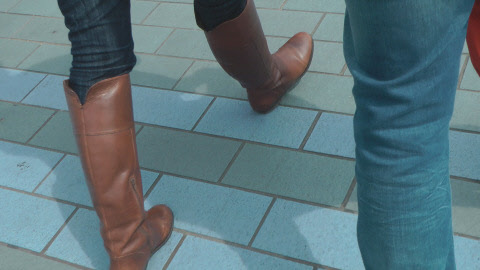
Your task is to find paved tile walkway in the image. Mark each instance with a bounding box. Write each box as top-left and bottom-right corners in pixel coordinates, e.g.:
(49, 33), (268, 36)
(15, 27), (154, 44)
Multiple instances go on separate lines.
(1, 0), (480, 269)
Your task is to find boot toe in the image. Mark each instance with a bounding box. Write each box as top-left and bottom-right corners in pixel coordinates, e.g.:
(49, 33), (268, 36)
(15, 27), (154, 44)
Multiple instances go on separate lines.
(146, 205), (174, 250)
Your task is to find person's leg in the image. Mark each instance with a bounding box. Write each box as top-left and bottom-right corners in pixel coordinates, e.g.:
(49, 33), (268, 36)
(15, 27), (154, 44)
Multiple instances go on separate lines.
(194, 0), (314, 113)
(58, 0), (136, 104)
(467, 0), (480, 76)
(343, 0), (475, 269)
(58, 1), (173, 269)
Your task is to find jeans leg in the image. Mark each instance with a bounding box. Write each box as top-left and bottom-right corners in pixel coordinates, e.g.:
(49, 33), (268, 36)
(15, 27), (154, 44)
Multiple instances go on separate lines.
(57, 0), (136, 104)
(343, 1), (475, 269)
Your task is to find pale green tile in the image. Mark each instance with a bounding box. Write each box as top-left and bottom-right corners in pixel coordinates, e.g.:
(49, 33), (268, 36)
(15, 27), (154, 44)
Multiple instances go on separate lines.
(136, 126), (242, 182)
(223, 143), (356, 206)
(452, 179), (480, 238)
(284, 0), (345, 13)
(257, 9), (321, 37)
(460, 59), (480, 91)
(18, 44), (71, 75)
(0, 244), (77, 270)
(9, 0), (63, 17)
(280, 73), (355, 114)
(131, 0), (159, 24)
(132, 25), (172, 54)
(143, 3), (198, 29)
(29, 111), (77, 154)
(131, 54), (192, 89)
(256, 0), (285, 8)
(157, 29), (215, 60)
(0, 39), (39, 68)
(0, 101), (54, 143)
(313, 13), (344, 42)
(14, 17), (69, 44)
(451, 90), (480, 132)
(0, 0), (20, 12)
(309, 41), (345, 74)
(0, 13), (31, 38)
(346, 185), (358, 212)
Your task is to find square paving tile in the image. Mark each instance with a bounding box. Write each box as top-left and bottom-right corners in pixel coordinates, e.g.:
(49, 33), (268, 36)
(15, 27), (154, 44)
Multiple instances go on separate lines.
(0, 245), (78, 270)
(304, 112), (355, 158)
(0, 13), (31, 38)
(255, 0), (284, 8)
(157, 29), (215, 60)
(223, 143), (355, 206)
(309, 41), (345, 74)
(346, 184), (358, 212)
(167, 236), (311, 270)
(0, 0), (20, 12)
(451, 90), (480, 132)
(13, 16), (69, 44)
(313, 13), (344, 42)
(0, 140), (63, 191)
(35, 155), (159, 207)
(9, 0), (63, 17)
(284, 0), (346, 13)
(0, 68), (45, 102)
(130, 54), (192, 89)
(280, 72), (355, 114)
(451, 179), (480, 238)
(449, 131), (480, 181)
(132, 25), (172, 54)
(0, 188), (75, 252)
(257, 9), (321, 37)
(132, 85), (212, 130)
(0, 39), (39, 68)
(252, 199), (363, 269)
(28, 111), (77, 154)
(454, 236), (480, 270)
(145, 175), (272, 245)
(131, 0), (159, 24)
(0, 101), (55, 143)
(46, 208), (183, 269)
(18, 44), (71, 76)
(143, 3), (199, 29)
(22, 74), (68, 110)
(195, 98), (317, 148)
(136, 126), (241, 182)
(460, 59), (480, 91)
(174, 61), (246, 99)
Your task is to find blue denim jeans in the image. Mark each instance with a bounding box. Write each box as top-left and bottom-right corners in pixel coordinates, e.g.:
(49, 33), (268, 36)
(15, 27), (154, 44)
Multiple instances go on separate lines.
(57, 0), (245, 103)
(343, 1), (475, 269)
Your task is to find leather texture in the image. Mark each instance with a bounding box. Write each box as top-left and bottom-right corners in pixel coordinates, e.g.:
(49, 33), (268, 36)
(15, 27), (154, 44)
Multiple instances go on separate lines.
(204, 0), (314, 113)
(64, 74), (173, 270)
(467, 0), (480, 76)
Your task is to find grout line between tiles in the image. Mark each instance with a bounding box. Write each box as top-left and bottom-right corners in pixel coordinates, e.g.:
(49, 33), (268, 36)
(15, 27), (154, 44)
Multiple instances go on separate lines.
(310, 13), (327, 36)
(140, 2), (161, 25)
(31, 154), (66, 193)
(0, 241), (89, 270)
(14, 42), (41, 68)
(41, 207), (79, 254)
(162, 234), (187, 270)
(154, 27), (176, 55)
(170, 58), (195, 90)
(457, 55), (469, 89)
(18, 73), (48, 103)
(341, 177), (356, 209)
(190, 96), (216, 131)
(340, 63), (348, 75)
(135, 125), (145, 136)
(217, 142), (245, 183)
(299, 111), (322, 150)
(248, 198), (276, 247)
(25, 109), (58, 144)
(280, 0), (288, 10)
(144, 172), (164, 199)
(6, 0), (23, 12)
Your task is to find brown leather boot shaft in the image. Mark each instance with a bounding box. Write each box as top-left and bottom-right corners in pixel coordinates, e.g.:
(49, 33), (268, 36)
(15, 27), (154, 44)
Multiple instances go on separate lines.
(64, 75), (173, 270)
(204, 0), (313, 113)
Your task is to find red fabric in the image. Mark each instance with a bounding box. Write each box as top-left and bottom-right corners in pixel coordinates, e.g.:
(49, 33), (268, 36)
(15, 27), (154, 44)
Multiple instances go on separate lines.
(467, 0), (480, 76)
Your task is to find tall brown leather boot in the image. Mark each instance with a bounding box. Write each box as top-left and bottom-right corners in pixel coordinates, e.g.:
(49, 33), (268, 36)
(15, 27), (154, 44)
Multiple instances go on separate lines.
(202, 0), (314, 113)
(64, 74), (173, 270)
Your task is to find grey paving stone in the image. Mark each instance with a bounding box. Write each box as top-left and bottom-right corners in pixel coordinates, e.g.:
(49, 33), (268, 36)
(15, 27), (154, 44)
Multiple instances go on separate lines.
(131, 0), (159, 24)
(223, 143), (355, 207)
(136, 126), (242, 182)
(130, 54), (192, 89)
(451, 90), (480, 132)
(0, 245), (77, 270)
(309, 41), (345, 74)
(345, 184), (358, 212)
(256, 0), (285, 9)
(18, 44), (71, 76)
(0, 13), (31, 38)
(14, 17), (69, 44)
(0, 39), (39, 68)
(313, 13), (344, 42)
(460, 59), (480, 91)
(0, 68), (46, 102)
(0, 0), (21, 12)
(450, 131), (480, 181)
(451, 179), (480, 238)
(0, 101), (54, 143)
(280, 72), (355, 114)
(22, 74), (69, 110)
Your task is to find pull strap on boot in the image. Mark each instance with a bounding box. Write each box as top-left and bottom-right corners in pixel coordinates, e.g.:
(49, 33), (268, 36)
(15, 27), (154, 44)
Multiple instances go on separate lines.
(64, 74), (173, 270)
(201, 0), (314, 113)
